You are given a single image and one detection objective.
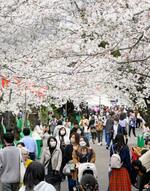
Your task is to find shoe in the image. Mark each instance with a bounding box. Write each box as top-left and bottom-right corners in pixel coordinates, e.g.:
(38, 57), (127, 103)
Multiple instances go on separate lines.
(100, 142), (103, 146)
(97, 143), (100, 145)
(106, 146), (109, 149)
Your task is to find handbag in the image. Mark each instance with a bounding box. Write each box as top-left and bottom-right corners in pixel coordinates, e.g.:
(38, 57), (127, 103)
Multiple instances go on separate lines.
(63, 161), (75, 175)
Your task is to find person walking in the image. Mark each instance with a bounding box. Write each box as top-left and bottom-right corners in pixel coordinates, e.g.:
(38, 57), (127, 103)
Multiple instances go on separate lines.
(80, 115), (90, 142)
(129, 111), (137, 137)
(96, 119), (104, 145)
(0, 132), (20, 191)
(49, 116), (57, 135)
(63, 132), (80, 191)
(109, 134), (132, 191)
(40, 136), (62, 191)
(118, 113), (128, 144)
(112, 117), (119, 143)
(105, 115), (114, 149)
(89, 115), (97, 144)
(41, 125), (51, 151)
(21, 128), (37, 160)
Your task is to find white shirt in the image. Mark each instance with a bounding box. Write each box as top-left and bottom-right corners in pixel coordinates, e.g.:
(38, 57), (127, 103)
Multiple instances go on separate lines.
(119, 119), (127, 127)
(113, 124), (118, 139)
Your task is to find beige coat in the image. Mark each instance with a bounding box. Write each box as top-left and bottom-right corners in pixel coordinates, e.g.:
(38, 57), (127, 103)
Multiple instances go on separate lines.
(40, 147), (62, 175)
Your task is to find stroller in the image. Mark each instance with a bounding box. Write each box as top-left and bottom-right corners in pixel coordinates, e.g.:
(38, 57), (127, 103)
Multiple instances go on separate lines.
(74, 162), (99, 191)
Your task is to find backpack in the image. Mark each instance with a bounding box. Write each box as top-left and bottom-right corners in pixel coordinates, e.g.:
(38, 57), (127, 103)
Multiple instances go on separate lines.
(110, 145), (122, 169)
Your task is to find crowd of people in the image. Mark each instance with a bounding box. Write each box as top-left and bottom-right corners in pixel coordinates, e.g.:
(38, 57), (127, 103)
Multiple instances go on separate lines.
(0, 106), (150, 191)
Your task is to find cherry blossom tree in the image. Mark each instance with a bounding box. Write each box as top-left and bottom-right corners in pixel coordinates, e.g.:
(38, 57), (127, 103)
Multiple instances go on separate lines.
(0, 0), (150, 112)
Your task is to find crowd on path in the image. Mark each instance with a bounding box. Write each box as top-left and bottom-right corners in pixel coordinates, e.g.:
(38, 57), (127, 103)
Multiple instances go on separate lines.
(0, 106), (150, 191)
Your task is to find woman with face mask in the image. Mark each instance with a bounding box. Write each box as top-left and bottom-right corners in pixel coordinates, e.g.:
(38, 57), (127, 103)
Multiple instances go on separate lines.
(56, 127), (67, 148)
(56, 126), (70, 148)
(56, 127), (69, 181)
(73, 137), (96, 164)
(63, 133), (80, 191)
(40, 136), (62, 191)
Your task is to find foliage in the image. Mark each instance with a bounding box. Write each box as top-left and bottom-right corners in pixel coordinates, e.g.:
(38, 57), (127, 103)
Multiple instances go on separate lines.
(39, 106), (49, 125)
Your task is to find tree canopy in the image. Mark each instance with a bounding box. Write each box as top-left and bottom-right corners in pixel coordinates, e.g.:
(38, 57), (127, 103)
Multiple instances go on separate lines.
(0, 0), (150, 111)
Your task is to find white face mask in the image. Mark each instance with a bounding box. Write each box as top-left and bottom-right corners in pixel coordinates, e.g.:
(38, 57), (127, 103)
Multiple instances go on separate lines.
(50, 141), (56, 148)
(79, 141), (86, 147)
(60, 130), (66, 136)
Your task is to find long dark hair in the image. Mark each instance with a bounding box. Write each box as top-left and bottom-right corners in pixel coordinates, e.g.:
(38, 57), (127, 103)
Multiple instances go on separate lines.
(70, 132), (80, 145)
(47, 136), (57, 147)
(23, 161), (45, 190)
(114, 134), (125, 152)
(119, 113), (126, 120)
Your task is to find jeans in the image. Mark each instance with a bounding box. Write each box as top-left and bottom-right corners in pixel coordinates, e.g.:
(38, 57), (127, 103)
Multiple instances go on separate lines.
(97, 131), (103, 143)
(129, 126), (136, 137)
(91, 132), (97, 141)
(84, 132), (91, 142)
(106, 133), (112, 147)
(2, 183), (20, 191)
(68, 177), (76, 191)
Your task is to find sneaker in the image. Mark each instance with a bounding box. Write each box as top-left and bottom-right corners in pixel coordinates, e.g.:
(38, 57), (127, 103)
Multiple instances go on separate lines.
(100, 142), (103, 146)
(106, 146), (109, 149)
(97, 143), (100, 145)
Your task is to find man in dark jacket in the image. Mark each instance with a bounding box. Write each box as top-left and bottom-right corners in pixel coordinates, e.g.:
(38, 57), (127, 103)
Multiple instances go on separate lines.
(105, 115), (114, 149)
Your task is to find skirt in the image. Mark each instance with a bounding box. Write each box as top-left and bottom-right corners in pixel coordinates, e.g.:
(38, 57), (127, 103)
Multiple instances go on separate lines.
(109, 167), (131, 191)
